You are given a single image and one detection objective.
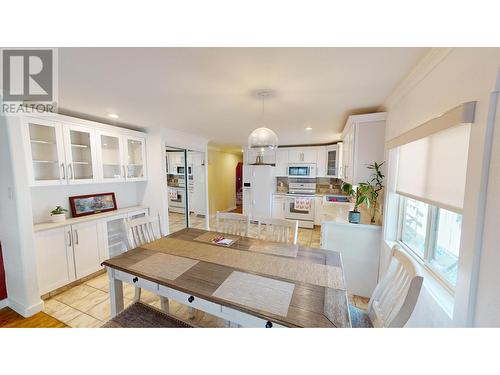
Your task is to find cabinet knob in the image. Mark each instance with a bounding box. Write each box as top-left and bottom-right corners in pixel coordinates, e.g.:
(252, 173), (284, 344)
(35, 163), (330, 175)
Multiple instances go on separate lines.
(265, 321), (273, 328)
(132, 277), (138, 283)
(188, 295), (195, 303)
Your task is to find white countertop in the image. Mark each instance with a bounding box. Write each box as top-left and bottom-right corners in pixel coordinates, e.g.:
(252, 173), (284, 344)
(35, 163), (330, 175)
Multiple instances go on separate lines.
(321, 203), (381, 229)
(33, 205), (149, 232)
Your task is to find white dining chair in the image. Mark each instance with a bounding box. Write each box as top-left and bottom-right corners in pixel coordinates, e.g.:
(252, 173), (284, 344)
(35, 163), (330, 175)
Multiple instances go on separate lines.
(216, 211), (250, 236)
(257, 217), (299, 245)
(349, 245), (424, 328)
(125, 214), (169, 312)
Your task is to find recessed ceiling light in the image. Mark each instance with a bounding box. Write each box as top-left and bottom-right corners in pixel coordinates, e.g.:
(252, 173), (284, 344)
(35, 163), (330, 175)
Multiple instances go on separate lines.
(108, 113), (119, 119)
(305, 127), (313, 131)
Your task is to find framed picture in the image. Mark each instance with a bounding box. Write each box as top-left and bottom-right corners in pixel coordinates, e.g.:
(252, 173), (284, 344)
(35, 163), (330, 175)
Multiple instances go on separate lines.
(69, 192), (117, 217)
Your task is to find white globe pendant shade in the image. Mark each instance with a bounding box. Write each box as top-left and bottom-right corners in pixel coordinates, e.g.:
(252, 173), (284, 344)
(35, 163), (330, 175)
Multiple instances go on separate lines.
(247, 126), (279, 150)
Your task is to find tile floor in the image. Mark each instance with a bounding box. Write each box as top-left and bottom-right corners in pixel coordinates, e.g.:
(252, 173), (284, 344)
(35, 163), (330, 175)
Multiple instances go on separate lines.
(42, 211), (367, 327)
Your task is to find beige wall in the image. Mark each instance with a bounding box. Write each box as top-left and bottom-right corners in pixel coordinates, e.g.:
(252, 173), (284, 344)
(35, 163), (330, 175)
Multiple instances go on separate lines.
(207, 148), (242, 215)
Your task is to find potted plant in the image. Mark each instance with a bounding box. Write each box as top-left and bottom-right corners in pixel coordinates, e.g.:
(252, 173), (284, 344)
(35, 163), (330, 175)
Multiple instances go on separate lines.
(341, 182), (370, 224)
(50, 206), (68, 222)
(363, 161), (385, 224)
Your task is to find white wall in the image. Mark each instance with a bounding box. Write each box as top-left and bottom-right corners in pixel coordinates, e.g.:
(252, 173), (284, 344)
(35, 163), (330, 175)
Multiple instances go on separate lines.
(0, 116), (44, 316)
(31, 182), (146, 224)
(382, 48), (500, 327)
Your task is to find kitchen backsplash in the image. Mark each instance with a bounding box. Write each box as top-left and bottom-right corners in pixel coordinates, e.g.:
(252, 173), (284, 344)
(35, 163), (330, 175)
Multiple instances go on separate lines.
(276, 177), (344, 194)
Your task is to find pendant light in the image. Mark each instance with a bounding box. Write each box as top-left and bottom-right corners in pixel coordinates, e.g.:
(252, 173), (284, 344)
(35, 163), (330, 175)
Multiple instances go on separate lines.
(247, 89), (278, 164)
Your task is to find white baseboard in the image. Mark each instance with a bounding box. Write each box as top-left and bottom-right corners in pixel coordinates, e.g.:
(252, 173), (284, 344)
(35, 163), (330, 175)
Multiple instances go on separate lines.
(8, 298), (44, 317)
(0, 298), (8, 309)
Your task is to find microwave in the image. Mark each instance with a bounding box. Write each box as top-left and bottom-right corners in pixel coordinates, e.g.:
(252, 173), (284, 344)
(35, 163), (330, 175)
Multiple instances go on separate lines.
(287, 164), (316, 178)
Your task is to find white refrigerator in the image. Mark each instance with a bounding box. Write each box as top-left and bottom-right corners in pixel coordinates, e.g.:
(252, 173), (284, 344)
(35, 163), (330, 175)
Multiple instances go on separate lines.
(242, 165), (275, 222)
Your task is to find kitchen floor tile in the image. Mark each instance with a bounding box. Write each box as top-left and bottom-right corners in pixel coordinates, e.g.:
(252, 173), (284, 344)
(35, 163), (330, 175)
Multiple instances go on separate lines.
(85, 273), (109, 292)
(48, 304), (82, 325)
(70, 288), (109, 312)
(67, 313), (103, 328)
(54, 284), (97, 306)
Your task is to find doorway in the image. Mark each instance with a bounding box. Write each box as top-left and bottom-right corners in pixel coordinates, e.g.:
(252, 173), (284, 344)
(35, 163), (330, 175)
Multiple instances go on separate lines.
(166, 145), (208, 234)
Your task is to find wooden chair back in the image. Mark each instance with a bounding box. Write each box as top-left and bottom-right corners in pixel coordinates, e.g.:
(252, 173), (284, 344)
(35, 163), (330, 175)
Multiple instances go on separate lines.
(257, 217), (299, 245)
(215, 211), (249, 236)
(126, 214), (163, 249)
(367, 245), (423, 327)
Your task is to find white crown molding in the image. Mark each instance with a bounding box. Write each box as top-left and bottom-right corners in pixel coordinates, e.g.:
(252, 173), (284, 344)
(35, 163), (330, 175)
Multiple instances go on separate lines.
(381, 48), (454, 110)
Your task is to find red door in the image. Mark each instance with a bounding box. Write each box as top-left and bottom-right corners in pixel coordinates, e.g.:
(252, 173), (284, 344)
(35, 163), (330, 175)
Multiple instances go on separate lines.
(0, 243), (7, 300)
(235, 162), (243, 206)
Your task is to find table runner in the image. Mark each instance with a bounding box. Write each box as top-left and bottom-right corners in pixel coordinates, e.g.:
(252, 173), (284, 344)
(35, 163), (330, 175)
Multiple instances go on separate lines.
(142, 237), (345, 290)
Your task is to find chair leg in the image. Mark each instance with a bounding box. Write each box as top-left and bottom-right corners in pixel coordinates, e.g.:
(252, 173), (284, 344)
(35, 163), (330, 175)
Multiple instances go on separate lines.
(133, 287), (141, 302)
(160, 296), (169, 313)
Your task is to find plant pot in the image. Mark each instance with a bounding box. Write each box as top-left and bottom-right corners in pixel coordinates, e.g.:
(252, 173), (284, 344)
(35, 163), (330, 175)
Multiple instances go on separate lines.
(51, 213), (66, 223)
(348, 210), (361, 224)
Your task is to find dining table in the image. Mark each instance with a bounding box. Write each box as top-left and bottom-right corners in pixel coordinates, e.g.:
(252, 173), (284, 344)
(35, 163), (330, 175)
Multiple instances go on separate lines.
(102, 227), (351, 328)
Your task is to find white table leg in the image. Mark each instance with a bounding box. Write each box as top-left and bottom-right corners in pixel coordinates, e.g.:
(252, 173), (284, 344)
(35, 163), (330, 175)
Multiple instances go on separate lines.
(108, 268), (124, 318)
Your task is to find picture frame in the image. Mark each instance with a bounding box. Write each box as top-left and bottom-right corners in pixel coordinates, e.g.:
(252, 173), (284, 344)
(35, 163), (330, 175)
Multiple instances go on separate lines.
(69, 192), (117, 217)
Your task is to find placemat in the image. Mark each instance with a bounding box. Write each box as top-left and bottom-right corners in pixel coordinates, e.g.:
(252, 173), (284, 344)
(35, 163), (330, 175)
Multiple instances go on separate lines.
(142, 237), (345, 290)
(248, 242), (299, 258)
(212, 271), (295, 317)
(129, 252), (199, 280)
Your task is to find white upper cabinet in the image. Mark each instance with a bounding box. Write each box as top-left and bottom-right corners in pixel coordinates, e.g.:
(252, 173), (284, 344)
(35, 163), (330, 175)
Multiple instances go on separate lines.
(124, 136), (147, 181)
(275, 149), (289, 176)
(341, 113), (386, 185)
(96, 130), (125, 182)
(316, 146), (326, 177)
(23, 115), (148, 186)
(325, 144), (342, 178)
(23, 117), (66, 186)
(63, 123), (98, 184)
(288, 148), (317, 164)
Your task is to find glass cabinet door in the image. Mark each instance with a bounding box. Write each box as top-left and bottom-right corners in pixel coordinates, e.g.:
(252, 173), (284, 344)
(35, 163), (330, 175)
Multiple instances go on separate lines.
(26, 119), (65, 185)
(99, 133), (124, 181)
(326, 148), (337, 177)
(125, 137), (146, 180)
(64, 124), (96, 183)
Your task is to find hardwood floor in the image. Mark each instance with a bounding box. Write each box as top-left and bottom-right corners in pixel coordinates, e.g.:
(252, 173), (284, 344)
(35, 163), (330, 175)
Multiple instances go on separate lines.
(0, 307), (67, 328)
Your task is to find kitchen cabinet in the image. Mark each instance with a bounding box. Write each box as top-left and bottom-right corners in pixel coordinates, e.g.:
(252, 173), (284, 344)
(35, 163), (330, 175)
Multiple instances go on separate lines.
(316, 146), (326, 177)
(72, 221), (102, 279)
(272, 195), (286, 219)
(23, 115), (148, 186)
(23, 117), (68, 186)
(325, 143), (342, 178)
(341, 113), (386, 185)
(62, 123), (98, 184)
(275, 149), (289, 176)
(288, 148), (317, 164)
(35, 206), (149, 295)
(124, 136), (147, 181)
(314, 196), (324, 225)
(96, 130), (126, 182)
(34, 226), (76, 295)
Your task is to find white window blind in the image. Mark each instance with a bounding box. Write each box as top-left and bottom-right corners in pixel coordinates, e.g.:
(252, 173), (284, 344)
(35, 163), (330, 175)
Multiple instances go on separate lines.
(387, 102), (475, 214)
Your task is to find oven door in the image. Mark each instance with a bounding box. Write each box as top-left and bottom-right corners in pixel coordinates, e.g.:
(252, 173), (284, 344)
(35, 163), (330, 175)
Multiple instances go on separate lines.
(284, 196), (315, 221)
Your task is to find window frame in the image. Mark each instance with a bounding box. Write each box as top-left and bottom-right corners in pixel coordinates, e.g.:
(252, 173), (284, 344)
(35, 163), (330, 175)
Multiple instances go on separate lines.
(397, 196), (457, 293)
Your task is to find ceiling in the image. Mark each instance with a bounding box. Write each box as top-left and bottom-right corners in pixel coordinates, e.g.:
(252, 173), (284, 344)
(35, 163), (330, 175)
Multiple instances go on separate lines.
(58, 48), (428, 147)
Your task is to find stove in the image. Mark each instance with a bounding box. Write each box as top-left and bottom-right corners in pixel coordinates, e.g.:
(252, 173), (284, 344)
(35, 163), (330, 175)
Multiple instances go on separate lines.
(288, 182), (316, 195)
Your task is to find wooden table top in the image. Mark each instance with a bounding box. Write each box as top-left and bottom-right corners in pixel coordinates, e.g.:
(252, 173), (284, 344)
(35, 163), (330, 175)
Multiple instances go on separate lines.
(102, 228), (351, 328)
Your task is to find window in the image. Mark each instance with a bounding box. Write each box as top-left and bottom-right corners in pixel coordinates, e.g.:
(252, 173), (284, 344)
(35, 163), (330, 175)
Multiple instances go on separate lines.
(399, 197), (462, 288)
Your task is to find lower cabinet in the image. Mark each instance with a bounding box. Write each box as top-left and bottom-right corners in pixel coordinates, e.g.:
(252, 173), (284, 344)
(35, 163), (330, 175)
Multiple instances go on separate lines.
(72, 221), (102, 279)
(314, 196), (323, 225)
(35, 221), (102, 295)
(34, 226), (76, 295)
